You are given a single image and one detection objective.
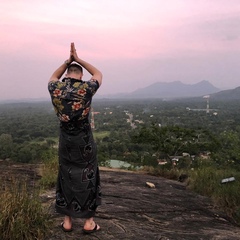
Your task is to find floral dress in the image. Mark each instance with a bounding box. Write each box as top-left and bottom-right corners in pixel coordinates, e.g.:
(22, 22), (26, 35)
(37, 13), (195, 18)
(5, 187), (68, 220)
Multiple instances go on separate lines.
(48, 78), (101, 218)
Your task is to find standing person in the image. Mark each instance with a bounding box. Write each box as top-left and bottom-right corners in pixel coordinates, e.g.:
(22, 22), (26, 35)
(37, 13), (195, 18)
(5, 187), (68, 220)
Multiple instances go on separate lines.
(48, 42), (102, 234)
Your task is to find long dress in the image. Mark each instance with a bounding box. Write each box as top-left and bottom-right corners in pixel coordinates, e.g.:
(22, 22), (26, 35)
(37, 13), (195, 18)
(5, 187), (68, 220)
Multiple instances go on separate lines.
(48, 77), (101, 218)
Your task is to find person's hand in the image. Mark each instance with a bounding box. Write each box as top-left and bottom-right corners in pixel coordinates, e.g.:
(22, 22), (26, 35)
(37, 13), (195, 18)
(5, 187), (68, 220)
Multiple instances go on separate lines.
(65, 43), (76, 66)
(70, 42), (79, 61)
(69, 43), (75, 62)
(64, 43), (73, 66)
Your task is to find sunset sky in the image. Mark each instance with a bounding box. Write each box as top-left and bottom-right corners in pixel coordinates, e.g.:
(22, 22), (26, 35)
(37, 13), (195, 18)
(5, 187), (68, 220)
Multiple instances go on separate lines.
(1, 0), (240, 100)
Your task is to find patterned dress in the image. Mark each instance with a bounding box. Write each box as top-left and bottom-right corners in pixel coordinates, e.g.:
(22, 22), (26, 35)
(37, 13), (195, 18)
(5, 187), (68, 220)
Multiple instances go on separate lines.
(48, 77), (101, 218)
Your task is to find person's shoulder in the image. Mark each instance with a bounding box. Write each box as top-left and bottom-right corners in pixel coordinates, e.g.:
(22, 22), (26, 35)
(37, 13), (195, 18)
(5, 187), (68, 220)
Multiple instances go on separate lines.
(48, 79), (60, 84)
(80, 79), (99, 94)
(48, 80), (56, 88)
(48, 80), (65, 89)
(88, 79), (100, 88)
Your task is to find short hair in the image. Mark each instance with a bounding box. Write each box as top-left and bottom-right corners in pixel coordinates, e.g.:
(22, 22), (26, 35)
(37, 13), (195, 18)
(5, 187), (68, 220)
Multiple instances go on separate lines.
(67, 63), (83, 73)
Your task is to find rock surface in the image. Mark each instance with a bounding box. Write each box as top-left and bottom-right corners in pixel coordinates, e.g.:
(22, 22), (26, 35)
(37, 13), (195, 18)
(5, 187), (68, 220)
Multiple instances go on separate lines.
(43, 168), (240, 240)
(1, 162), (240, 240)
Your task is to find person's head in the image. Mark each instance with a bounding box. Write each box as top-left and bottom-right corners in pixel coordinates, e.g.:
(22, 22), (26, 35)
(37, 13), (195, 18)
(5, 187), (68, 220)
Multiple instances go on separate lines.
(66, 63), (83, 80)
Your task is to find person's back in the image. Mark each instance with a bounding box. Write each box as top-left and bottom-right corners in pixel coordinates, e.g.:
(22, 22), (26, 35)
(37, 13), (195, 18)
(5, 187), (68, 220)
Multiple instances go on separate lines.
(48, 42), (102, 234)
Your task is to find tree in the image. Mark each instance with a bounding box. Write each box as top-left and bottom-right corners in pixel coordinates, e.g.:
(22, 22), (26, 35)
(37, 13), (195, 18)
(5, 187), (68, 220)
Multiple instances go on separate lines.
(211, 130), (240, 166)
(0, 134), (13, 159)
(132, 124), (219, 159)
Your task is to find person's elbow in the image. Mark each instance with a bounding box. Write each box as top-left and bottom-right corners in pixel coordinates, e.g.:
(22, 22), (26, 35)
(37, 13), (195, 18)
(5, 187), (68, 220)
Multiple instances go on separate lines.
(93, 72), (103, 86)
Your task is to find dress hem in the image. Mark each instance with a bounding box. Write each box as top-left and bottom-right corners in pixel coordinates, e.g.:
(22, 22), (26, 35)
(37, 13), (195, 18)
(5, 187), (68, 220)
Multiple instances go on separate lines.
(55, 204), (97, 218)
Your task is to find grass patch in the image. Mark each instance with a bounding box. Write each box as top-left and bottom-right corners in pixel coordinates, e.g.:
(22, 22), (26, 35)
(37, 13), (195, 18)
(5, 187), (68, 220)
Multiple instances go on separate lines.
(0, 177), (51, 240)
(38, 157), (58, 189)
(93, 131), (110, 139)
(142, 164), (182, 181)
(188, 166), (240, 225)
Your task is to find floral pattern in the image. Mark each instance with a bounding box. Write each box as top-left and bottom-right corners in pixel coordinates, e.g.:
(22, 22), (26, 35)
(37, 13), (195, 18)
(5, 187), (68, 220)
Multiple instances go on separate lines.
(48, 78), (99, 122)
(72, 102), (82, 111)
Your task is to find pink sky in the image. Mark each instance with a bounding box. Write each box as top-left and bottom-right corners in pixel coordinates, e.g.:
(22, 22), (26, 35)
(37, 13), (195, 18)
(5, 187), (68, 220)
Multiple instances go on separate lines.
(1, 0), (240, 100)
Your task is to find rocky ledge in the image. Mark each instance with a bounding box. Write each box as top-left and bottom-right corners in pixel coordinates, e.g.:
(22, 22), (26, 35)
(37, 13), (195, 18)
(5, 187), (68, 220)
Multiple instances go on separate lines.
(41, 168), (240, 240)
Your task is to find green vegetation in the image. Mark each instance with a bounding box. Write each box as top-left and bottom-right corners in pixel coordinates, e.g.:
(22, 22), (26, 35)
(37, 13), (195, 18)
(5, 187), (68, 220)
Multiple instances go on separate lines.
(142, 165), (181, 180)
(0, 178), (51, 240)
(39, 157), (58, 189)
(0, 102), (57, 162)
(93, 131), (110, 139)
(1, 98), (240, 224)
(188, 161), (240, 224)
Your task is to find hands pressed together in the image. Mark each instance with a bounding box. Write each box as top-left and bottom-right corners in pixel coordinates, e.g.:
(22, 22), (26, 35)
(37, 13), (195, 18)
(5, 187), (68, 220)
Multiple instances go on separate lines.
(49, 42), (102, 85)
(66, 42), (102, 85)
(66, 42), (78, 65)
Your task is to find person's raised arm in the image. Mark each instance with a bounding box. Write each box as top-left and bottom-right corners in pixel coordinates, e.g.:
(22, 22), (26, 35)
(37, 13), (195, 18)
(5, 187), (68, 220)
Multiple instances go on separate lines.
(71, 43), (103, 86)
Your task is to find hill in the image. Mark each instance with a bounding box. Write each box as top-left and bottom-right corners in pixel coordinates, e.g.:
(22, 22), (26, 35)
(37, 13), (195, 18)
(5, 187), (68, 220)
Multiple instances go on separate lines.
(210, 86), (240, 100)
(99, 80), (220, 99)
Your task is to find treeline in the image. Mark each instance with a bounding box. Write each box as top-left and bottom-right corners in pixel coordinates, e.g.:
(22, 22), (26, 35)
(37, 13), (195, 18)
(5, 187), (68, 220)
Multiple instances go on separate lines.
(0, 98), (240, 166)
(0, 102), (58, 162)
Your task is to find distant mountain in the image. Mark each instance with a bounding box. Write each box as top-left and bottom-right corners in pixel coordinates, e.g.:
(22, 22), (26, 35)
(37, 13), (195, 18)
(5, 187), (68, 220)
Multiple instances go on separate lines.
(100, 80), (221, 99)
(210, 86), (240, 100)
